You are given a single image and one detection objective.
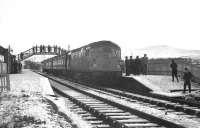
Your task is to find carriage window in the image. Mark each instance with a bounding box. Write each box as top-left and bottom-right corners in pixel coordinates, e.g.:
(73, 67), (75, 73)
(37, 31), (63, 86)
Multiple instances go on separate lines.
(85, 49), (89, 56)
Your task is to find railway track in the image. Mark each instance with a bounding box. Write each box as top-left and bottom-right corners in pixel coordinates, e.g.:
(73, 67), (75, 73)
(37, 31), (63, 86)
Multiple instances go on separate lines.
(98, 87), (200, 117)
(36, 71), (200, 128)
(50, 80), (177, 128)
(54, 91), (112, 128)
(42, 72), (200, 118)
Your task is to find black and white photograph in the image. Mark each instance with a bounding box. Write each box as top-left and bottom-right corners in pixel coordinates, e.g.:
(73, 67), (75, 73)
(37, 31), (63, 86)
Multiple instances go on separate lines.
(1, 0), (200, 128)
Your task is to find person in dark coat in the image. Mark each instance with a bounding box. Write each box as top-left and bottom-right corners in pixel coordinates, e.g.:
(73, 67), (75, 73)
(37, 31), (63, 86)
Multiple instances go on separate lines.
(119, 60), (125, 74)
(170, 59), (179, 82)
(183, 67), (193, 93)
(40, 45), (42, 53)
(42, 45), (45, 52)
(141, 54), (148, 75)
(125, 56), (130, 76)
(129, 56), (134, 75)
(35, 45), (38, 53)
(32, 46), (35, 54)
(48, 45), (51, 53)
(54, 45), (57, 53)
(135, 56), (141, 75)
(58, 47), (61, 55)
(20, 53), (24, 60)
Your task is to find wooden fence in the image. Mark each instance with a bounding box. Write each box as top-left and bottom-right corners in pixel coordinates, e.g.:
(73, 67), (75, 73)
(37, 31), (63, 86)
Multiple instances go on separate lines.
(147, 58), (200, 83)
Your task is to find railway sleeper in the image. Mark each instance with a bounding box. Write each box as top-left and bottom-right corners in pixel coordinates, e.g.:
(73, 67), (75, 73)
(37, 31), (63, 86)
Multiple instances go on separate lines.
(92, 124), (111, 128)
(117, 119), (148, 123)
(109, 115), (140, 120)
(104, 112), (131, 116)
(88, 120), (103, 124)
(92, 108), (119, 110)
(80, 113), (92, 117)
(125, 123), (160, 128)
(83, 116), (97, 120)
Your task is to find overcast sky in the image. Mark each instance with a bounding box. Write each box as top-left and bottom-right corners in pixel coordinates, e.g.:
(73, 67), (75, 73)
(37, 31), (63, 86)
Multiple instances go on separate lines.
(0, 0), (200, 56)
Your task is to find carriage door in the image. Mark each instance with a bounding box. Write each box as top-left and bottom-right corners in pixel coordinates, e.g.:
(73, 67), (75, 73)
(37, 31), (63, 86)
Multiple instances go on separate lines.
(65, 54), (71, 71)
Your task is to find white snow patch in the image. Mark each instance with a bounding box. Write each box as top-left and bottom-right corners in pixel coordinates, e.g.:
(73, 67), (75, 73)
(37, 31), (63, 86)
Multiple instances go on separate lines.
(0, 69), (73, 128)
(46, 95), (94, 128)
(126, 74), (200, 96)
(40, 77), (55, 96)
(130, 75), (163, 92)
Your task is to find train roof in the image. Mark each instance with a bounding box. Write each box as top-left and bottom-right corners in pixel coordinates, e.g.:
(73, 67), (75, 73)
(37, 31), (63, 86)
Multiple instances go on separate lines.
(89, 40), (120, 48)
(71, 40), (120, 53)
(41, 40), (120, 63)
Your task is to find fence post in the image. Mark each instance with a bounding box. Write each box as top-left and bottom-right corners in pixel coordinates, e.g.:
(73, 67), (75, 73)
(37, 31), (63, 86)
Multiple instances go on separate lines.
(6, 74), (10, 91)
(0, 77), (3, 92)
(0, 62), (10, 92)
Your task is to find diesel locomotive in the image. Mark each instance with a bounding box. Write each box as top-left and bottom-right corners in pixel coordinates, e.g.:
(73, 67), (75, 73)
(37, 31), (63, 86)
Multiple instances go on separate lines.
(42, 40), (122, 86)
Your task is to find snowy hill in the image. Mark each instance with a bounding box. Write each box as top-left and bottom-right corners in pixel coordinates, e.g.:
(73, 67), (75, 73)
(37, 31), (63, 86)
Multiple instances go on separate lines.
(134, 45), (200, 59)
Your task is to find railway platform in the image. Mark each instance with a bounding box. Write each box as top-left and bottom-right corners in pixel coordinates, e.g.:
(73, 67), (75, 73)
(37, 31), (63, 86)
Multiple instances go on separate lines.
(9, 69), (54, 96)
(124, 74), (200, 97)
(0, 69), (92, 128)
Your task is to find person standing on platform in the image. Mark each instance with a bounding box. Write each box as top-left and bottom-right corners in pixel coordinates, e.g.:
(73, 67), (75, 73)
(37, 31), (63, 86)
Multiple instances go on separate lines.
(183, 67), (193, 93)
(141, 54), (148, 75)
(40, 45), (42, 53)
(58, 47), (61, 55)
(119, 60), (125, 74)
(129, 56), (134, 75)
(48, 45), (51, 53)
(32, 46), (35, 54)
(20, 53), (24, 60)
(125, 56), (130, 76)
(170, 59), (179, 82)
(35, 45), (38, 53)
(42, 45), (45, 52)
(54, 45), (57, 53)
(135, 56), (141, 75)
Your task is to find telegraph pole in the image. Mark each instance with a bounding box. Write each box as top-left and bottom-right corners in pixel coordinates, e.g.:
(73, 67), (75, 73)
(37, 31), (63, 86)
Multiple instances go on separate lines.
(7, 45), (11, 73)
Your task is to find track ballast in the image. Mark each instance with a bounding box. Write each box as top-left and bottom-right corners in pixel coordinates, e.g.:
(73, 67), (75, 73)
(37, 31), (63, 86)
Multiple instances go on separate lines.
(35, 71), (200, 128)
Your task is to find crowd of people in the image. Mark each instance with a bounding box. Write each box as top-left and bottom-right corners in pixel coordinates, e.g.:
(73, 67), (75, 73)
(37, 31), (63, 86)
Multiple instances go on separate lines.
(124, 56), (193, 93)
(32, 45), (67, 55)
(20, 45), (67, 60)
(124, 54), (148, 76)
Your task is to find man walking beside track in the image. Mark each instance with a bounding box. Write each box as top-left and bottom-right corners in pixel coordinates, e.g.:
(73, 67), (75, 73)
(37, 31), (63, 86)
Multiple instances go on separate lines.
(183, 67), (193, 93)
(170, 59), (179, 82)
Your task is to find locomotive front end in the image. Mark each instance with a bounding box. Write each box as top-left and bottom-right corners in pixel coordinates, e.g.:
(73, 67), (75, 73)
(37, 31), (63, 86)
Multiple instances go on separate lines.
(88, 41), (122, 85)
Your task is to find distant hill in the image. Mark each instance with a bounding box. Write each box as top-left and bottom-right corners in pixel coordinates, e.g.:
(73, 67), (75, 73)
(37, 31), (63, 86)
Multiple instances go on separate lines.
(134, 45), (200, 59)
